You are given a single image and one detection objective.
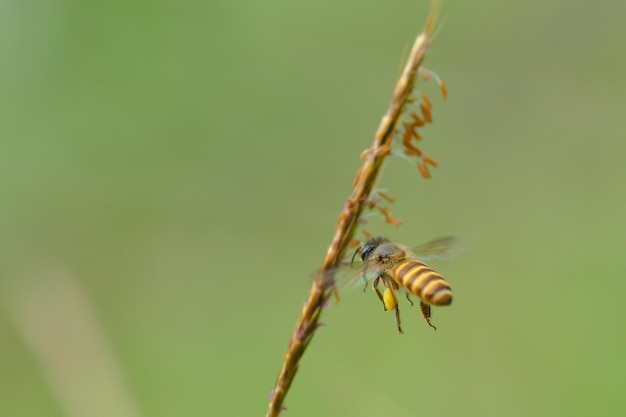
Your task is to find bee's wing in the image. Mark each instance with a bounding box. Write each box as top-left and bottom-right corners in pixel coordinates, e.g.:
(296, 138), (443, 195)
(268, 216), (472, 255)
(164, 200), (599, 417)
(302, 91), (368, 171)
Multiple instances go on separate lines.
(409, 236), (469, 261)
(322, 258), (383, 293)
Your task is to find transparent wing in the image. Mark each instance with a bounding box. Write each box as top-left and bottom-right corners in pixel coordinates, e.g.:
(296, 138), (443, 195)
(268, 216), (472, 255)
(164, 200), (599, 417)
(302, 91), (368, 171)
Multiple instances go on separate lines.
(321, 258), (382, 294)
(409, 236), (469, 261)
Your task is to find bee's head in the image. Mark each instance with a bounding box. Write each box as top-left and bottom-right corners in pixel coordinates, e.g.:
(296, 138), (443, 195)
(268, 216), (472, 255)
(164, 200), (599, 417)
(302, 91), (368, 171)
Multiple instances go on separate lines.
(359, 236), (390, 261)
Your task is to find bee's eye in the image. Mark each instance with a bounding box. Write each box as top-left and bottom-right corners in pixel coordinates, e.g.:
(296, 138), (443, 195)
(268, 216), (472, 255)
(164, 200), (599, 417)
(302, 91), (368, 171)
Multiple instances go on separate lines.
(361, 244), (376, 261)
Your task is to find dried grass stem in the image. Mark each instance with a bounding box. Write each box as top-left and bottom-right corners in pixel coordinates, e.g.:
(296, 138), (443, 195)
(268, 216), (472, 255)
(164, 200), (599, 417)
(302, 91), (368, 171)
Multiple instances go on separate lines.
(266, 4), (440, 416)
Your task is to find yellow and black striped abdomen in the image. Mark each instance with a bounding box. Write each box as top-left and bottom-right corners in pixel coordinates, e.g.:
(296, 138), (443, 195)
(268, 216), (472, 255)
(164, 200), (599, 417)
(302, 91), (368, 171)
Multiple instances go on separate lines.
(391, 261), (452, 306)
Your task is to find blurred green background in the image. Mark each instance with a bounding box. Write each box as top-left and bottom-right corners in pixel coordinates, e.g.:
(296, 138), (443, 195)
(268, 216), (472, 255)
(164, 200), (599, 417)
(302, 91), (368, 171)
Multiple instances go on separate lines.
(2, 1), (625, 416)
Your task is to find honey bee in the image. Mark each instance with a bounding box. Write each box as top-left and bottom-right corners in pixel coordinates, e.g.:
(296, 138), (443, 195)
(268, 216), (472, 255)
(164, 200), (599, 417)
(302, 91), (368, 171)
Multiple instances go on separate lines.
(351, 235), (458, 334)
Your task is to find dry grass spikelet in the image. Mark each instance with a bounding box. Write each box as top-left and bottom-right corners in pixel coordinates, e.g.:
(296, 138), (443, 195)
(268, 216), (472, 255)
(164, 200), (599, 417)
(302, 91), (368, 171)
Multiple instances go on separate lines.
(266, 2), (447, 416)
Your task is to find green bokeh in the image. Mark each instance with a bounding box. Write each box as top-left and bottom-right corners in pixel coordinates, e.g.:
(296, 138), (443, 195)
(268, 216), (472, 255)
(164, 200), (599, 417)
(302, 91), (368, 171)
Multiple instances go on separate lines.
(2, 1), (625, 416)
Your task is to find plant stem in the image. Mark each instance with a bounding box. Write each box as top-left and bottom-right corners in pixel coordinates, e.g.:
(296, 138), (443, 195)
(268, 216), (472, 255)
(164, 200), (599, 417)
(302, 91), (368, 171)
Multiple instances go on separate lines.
(266, 4), (440, 416)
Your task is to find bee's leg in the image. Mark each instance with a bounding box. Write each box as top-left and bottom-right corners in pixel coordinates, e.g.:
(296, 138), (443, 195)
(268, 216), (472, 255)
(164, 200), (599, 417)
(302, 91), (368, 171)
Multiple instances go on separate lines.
(372, 276), (386, 310)
(389, 278), (400, 290)
(420, 301), (437, 331)
(394, 305), (404, 334)
(361, 274), (368, 293)
(405, 292), (414, 306)
(382, 276), (404, 334)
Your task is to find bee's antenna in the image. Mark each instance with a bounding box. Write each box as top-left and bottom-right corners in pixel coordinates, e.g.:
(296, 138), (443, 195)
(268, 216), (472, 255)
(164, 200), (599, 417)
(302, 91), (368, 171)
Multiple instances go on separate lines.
(351, 247), (362, 266)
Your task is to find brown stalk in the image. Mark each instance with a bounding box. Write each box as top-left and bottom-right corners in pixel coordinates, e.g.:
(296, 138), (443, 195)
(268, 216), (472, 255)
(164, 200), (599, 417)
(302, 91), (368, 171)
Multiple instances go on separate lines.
(266, 4), (441, 416)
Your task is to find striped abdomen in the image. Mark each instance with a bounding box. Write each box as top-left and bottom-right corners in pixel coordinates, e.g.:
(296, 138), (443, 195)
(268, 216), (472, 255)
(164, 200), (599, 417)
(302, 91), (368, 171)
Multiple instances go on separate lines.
(391, 261), (452, 306)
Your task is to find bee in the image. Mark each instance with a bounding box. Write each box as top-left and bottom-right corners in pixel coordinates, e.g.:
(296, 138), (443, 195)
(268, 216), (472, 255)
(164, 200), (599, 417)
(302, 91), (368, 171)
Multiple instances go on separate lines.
(351, 235), (458, 334)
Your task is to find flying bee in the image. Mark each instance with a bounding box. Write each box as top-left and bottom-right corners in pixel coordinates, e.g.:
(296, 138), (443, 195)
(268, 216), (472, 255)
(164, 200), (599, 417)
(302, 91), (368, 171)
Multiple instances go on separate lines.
(351, 235), (460, 334)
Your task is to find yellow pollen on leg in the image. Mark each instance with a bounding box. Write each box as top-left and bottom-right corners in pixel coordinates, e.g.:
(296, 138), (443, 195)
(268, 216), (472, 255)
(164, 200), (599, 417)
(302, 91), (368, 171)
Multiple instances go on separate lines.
(383, 288), (397, 311)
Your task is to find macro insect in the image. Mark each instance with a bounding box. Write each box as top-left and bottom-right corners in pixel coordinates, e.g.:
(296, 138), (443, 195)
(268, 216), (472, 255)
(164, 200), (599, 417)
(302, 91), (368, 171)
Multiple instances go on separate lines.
(351, 235), (458, 334)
